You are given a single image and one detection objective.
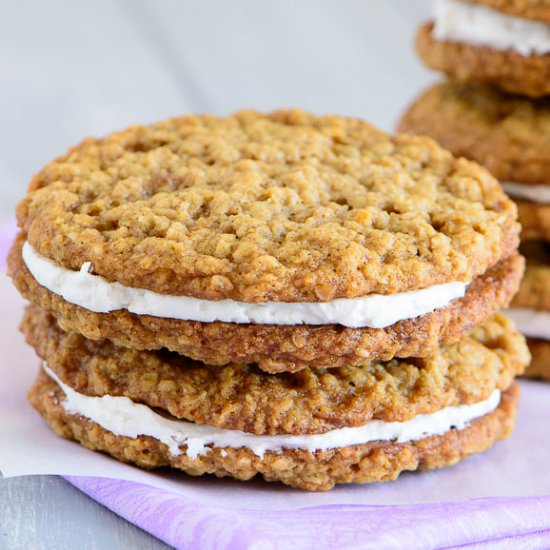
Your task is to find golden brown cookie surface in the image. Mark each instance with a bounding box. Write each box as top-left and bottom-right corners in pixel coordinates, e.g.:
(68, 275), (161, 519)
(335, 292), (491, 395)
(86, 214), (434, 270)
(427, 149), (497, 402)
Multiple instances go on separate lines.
(10, 237), (524, 372)
(416, 23), (550, 98)
(23, 305), (528, 435)
(397, 81), (550, 184)
(28, 370), (519, 491)
(16, 109), (518, 301)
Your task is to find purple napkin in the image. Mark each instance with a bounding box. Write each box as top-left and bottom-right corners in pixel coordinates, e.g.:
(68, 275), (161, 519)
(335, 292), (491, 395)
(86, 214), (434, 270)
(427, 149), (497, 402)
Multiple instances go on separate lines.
(66, 477), (550, 549)
(3, 221), (550, 549)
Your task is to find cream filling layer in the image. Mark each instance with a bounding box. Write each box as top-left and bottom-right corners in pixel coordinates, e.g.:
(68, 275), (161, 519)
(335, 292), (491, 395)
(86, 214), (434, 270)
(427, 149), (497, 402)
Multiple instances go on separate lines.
(22, 242), (467, 329)
(506, 308), (550, 340)
(502, 182), (550, 205)
(433, 0), (550, 56)
(45, 365), (501, 459)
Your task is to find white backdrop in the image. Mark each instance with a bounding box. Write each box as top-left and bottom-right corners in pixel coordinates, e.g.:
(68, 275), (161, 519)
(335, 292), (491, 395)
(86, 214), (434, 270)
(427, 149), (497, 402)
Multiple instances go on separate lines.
(0, 0), (434, 221)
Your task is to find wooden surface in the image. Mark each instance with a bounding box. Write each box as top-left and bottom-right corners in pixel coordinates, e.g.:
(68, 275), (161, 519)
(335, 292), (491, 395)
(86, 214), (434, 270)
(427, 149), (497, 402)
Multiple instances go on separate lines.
(0, 477), (169, 550)
(0, 1), (433, 548)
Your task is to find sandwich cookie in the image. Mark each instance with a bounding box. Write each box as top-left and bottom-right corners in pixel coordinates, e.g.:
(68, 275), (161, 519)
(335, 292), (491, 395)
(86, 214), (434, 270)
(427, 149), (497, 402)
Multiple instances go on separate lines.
(416, 0), (550, 97)
(9, 110), (522, 372)
(24, 306), (528, 491)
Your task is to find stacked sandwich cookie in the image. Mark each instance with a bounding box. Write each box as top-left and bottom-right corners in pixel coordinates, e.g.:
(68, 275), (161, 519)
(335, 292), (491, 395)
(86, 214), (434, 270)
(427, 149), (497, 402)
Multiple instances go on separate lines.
(398, 0), (550, 379)
(416, 0), (550, 97)
(8, 110), (529, 490)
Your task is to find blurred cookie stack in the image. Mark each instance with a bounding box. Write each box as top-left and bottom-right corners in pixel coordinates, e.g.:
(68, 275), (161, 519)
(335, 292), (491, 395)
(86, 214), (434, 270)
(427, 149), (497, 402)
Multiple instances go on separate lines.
(398, 0), (550, 380)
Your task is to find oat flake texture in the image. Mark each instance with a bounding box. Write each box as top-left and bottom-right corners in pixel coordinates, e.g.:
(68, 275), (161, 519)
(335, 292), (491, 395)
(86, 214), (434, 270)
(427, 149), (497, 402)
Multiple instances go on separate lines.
(17, 109), (518, 302)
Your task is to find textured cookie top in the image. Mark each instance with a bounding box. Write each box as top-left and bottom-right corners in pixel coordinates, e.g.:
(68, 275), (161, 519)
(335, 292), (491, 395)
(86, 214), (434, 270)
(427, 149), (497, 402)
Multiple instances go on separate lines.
(23, 306), (528, 435)
(18, 110), (518, 301)
(398, 82), (550, 184)
(464, 0), (550, 22)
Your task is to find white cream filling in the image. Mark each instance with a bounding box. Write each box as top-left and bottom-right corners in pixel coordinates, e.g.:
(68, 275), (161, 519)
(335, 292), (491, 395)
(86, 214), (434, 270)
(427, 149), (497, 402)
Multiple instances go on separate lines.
(44, 365), (501, 459)
(22, 241), (467, 329)
(502, 182), (550, 205)
(506, 308), (550, 340)
(433, 0), (550, 56)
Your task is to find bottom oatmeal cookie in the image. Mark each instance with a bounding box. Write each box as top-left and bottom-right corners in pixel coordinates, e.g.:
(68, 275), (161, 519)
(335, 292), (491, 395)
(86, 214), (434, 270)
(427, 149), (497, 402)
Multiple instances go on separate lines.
(28, 371), (519, 491)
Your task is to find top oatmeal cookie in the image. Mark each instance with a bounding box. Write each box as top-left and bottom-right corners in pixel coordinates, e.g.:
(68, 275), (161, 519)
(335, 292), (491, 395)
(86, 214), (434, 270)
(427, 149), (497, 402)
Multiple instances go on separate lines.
(463, 0), (550, 22)
(17, 110), (519, 302)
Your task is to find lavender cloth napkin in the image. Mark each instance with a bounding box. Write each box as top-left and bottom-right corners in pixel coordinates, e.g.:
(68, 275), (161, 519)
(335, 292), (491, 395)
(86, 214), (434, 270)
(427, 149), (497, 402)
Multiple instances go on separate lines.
(66, 477), (550, 549)
(3, 221), (550, 549)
